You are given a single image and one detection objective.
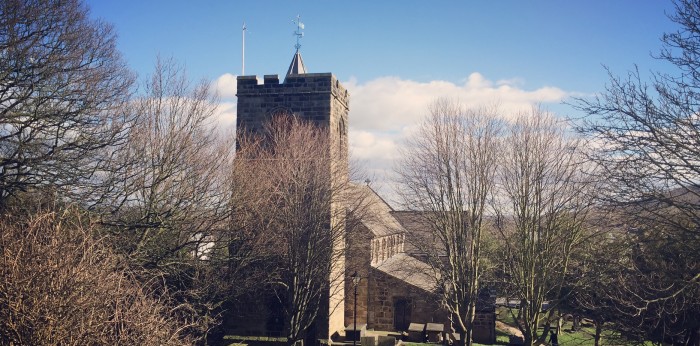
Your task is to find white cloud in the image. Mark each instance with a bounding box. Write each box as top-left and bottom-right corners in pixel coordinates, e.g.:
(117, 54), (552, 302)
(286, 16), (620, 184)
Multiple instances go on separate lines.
(214, 73), (238, 99)
(349, 130), (400, 161)
(344, 72), (569, 132)
(342, 73), (572, 204)
(496, 77), (525, 87)
(211, 72), (574, 205)
(211, 74), (238, 133)
(213, 101), (237, 131)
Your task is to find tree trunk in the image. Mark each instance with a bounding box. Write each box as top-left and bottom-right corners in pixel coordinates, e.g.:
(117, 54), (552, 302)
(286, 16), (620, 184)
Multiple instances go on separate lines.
(686, 327), (700, 346)
(465, 324), (473, 346)
(465, 300), (476, 346)
(556, 315), (563, 336)
(594, 319), (602, 346)
(539, 309), (556, 344)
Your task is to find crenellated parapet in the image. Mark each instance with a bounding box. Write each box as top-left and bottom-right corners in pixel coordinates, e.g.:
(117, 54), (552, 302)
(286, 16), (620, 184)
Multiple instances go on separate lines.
(236, 73), (349, 134)
(237, 73), (348, 102)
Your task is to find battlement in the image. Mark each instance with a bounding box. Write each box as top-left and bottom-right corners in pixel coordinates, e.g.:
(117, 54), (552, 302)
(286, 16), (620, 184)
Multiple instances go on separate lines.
(236, 73), (349, 109)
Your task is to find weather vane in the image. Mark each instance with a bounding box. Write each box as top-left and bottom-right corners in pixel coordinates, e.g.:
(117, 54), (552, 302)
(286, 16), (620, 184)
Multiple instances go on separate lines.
(293, 15), (304, 51)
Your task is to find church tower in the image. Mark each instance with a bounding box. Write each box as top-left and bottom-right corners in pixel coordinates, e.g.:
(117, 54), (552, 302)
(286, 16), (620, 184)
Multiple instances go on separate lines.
(235, 44), (350, 342)
(235, 59), (349, 158)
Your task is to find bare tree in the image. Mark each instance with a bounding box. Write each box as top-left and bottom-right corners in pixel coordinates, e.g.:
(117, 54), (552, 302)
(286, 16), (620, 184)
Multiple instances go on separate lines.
(611, 221), (700, 345)
(235, 115), (363, 345)
(0, 0), (134, 205)
(573, 0), (700, 343)
(559, 214), (627, 346)
(0, 195), (194, 345)
(226, 137), (284, 305)
(396, 99), (502, 346)
(575, 219), (700, 346)
(96, 58), (233, 339)
(495, 107), (592, 346)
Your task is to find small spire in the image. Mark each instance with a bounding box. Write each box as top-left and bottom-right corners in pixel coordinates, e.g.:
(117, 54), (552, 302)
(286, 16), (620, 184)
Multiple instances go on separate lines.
(286, 50), (307, 77)
(286, 15), (307, 78)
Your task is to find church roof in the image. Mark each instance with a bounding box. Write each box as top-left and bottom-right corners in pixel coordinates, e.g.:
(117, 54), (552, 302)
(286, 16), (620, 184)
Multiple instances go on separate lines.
(373, 253), (438, 293)
(350, 184), (405, 237)
(286, 50), (307, 77)
(391, 211), (437, 255)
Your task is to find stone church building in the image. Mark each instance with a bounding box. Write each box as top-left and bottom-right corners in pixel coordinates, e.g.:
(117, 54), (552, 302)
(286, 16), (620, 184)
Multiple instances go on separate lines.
(233, 51), (495, 345)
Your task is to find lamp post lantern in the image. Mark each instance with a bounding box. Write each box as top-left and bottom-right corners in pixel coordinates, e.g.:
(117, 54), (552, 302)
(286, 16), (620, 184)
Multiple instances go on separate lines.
(351, 271), (361, 346)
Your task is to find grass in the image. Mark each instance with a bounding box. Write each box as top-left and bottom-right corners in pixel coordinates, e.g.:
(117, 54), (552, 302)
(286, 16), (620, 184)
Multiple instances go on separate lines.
(556, 328), (598, 346)
(496, 307), (517, 326)
(494, 329), (511, 344)
(222, 335), (286, 346)
(421, 323), (650, 346)
(401, 328), (510, 346)
(225, 313), (647, 346)
(492, 307), (615, 346)
(223, 335), (286, 342)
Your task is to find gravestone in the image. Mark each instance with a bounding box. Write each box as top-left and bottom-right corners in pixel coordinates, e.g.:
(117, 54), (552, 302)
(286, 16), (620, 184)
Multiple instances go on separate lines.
(425, 323), (444, 343)
(345, 323), (366, 342)
(407, 323), (425, 342)
(360, 336), (376, 346)
(377, 336), (396, 346)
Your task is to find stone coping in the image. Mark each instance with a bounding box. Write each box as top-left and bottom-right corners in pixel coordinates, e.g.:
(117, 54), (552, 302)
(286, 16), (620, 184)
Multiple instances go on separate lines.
(425, 323), (444, 332)
(407, 323), (425, 332)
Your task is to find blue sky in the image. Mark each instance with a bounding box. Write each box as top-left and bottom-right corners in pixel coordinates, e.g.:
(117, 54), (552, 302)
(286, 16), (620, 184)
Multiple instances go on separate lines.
(88, 1), (676, 89)
(86, 0), (681, 200)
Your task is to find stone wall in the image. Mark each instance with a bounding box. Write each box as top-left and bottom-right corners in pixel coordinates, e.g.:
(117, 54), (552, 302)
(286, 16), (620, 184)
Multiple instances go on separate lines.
(345, 223), (373, 328)
(344, 204), (447, 333)
(236, 73), (349, 142)
(472, 311), (496, 344)
(368, 267), (447, 332)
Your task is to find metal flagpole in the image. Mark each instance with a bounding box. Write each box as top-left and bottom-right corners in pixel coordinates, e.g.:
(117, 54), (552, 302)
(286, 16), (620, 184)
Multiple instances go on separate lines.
(242, 22), (246, 75)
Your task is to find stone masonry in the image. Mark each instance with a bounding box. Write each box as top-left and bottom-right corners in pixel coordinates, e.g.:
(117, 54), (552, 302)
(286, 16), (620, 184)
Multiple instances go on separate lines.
(368, 267), (446, 332)
(344, 186), (448, 333)
(236, 73), (349, 153)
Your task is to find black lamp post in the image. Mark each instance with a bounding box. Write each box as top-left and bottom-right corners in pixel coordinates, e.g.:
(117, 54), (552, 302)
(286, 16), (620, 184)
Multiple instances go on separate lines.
(351, 271), (361, 346)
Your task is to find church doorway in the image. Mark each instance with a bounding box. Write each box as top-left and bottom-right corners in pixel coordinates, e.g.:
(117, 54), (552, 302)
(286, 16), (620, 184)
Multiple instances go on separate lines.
(393, 298), (411, 331)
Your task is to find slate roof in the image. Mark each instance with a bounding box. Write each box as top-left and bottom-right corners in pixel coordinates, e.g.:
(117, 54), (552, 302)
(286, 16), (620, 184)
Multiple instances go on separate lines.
(391, 211), (438, 255)
(346, 185), (444, 293)
(351, 184), (405, 237)
(373, 252), (437, 293)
